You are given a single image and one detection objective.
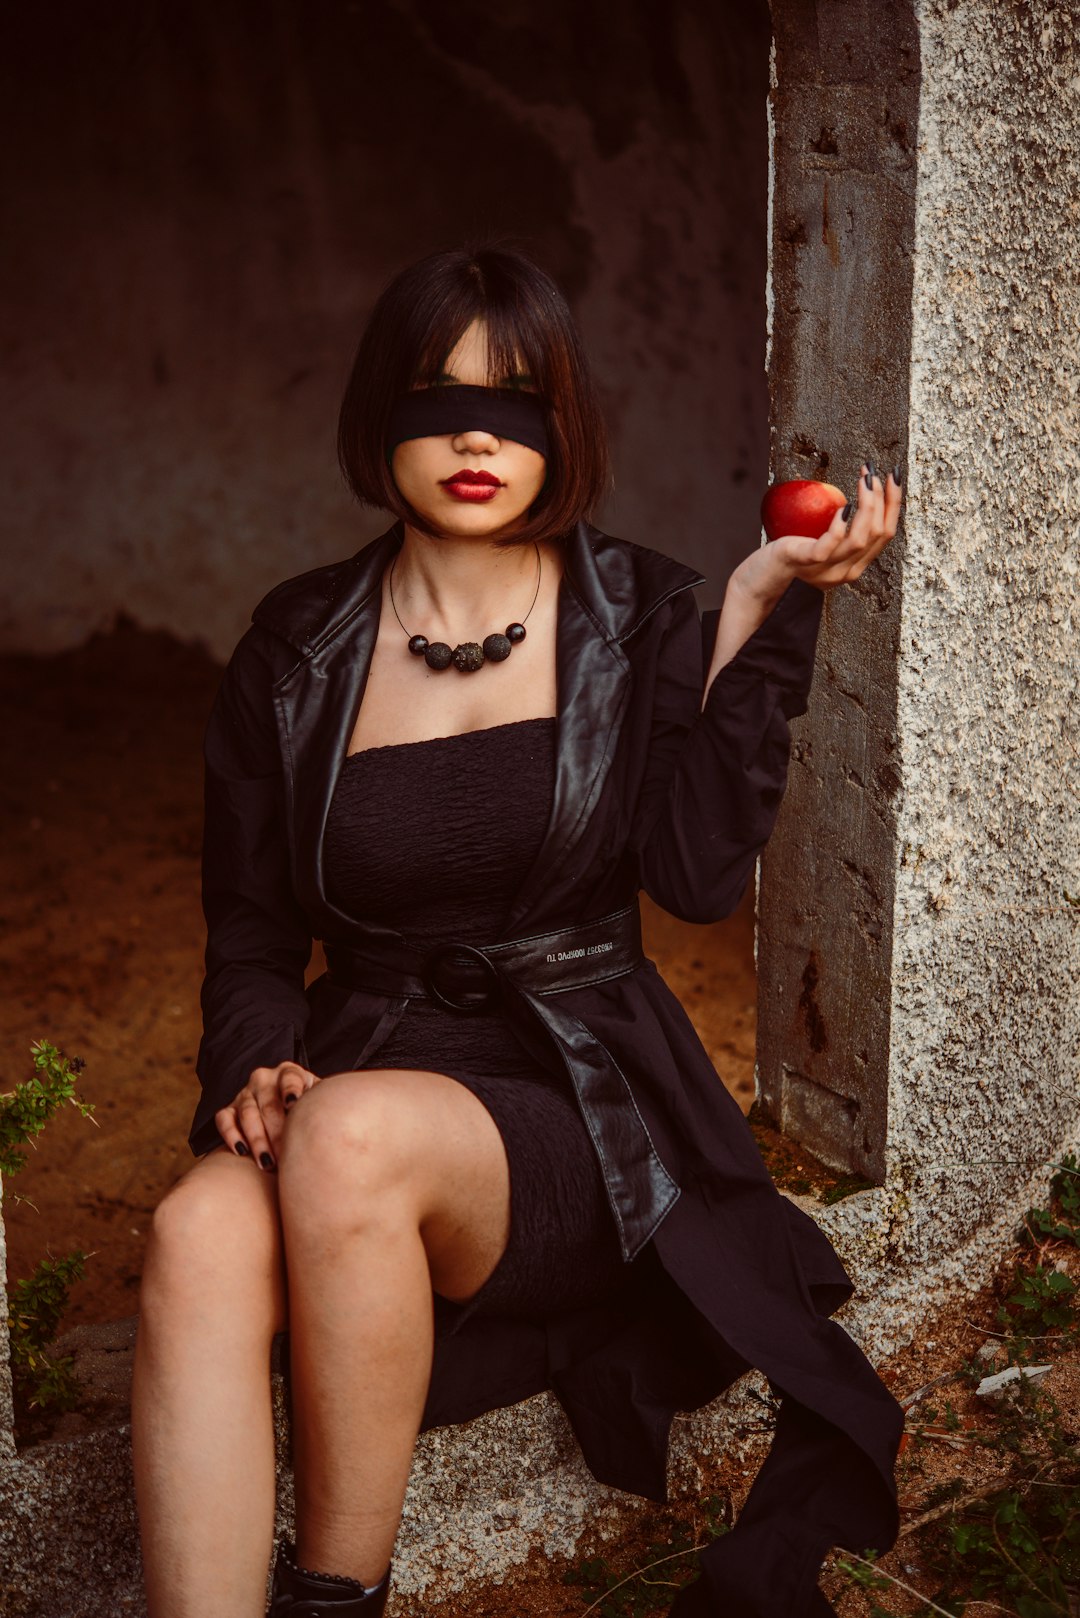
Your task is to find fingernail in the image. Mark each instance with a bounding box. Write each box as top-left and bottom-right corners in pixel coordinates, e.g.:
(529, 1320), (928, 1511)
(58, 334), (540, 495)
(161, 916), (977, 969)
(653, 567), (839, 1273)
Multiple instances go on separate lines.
(284, 1093), (298, 1106)
(260, 1152), (275, 1171)
(891, 464), (902, 487)
(841, 500), (854, 521)
(865, 460), (876, 490)
(235, 1141), (250, 1157)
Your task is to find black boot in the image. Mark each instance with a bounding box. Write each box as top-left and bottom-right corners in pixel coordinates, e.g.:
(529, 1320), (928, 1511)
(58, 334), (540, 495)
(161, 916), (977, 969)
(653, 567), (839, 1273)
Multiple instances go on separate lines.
(267, 1536), (392, 1617)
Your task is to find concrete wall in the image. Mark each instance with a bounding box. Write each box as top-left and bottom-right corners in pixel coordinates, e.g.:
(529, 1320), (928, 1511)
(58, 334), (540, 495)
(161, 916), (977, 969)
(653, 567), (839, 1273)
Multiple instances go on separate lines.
(757, 0), (1080, 1327)
(1, 0), (773, 661)
(757, 0), (918, 1180)
(885, 0), (1080, 1265)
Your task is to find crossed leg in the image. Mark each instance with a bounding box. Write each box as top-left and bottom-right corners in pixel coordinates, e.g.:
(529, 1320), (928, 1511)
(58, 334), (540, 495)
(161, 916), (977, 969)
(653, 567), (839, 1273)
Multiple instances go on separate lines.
(132, 1067), (511, 1618)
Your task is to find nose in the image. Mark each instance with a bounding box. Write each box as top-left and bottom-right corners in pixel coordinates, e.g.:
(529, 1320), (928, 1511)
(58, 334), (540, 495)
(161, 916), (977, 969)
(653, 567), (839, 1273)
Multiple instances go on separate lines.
(452, 427), (501, 452)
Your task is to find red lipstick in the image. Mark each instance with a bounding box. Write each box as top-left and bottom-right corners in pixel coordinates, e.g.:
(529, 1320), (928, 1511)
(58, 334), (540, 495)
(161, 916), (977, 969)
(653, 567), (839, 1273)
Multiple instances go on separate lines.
(441, 469), (503, 502)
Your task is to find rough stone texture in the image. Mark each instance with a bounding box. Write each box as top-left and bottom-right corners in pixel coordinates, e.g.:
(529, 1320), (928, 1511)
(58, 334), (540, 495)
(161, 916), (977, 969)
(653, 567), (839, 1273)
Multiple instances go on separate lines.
(756, 0), (920, 1181)
(0, 1308), (773, 1617)
(1, 0), (772, 659)
(883, 0), (1080, 1259)
(759, 0), (1080, 1249)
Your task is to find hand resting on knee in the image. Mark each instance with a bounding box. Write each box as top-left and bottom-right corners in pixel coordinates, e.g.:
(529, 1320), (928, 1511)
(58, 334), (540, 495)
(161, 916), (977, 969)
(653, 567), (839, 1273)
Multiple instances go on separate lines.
(215, 1059), (322, 1170)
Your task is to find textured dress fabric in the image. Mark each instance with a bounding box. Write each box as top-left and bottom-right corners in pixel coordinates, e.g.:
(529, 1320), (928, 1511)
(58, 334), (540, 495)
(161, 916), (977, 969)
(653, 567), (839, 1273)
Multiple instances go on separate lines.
(321, 716), (629, 1333)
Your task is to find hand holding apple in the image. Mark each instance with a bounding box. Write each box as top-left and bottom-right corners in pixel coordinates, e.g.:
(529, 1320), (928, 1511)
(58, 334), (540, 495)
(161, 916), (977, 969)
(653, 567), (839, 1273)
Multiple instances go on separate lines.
(731, 463), (904, 606)
(761, 478), (848, 543)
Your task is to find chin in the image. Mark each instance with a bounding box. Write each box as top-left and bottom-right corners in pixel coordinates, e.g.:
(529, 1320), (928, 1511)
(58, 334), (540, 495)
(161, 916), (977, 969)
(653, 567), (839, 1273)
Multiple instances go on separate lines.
(418, 503), (531, 540)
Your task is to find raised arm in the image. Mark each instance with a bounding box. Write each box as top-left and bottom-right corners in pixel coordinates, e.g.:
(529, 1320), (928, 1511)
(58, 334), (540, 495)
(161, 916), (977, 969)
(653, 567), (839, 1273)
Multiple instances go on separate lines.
(188, 624), (314, 1157)
(631, 462), (901, 923)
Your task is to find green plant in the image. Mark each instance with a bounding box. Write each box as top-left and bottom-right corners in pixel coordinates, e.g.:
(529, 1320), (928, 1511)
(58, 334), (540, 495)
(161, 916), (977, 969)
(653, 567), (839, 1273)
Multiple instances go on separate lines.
(991, 1260), (1080, 1367)
(0, 1039), (97, 1180)
(2, 1040), (96, 1423)
(933, 1452), (1080, 1616)
(563, 1497), (730, 1616)
(1021, 1155), (1080, 1249)
(838, 1380), (1080, 1615)
(8, 1252), (88, 1414)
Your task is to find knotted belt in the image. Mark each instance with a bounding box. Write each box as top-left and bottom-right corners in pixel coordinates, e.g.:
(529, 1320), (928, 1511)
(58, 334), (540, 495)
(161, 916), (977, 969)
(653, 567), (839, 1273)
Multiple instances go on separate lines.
(323, 900), (645, 1013)
(321, 898), (681, 1263)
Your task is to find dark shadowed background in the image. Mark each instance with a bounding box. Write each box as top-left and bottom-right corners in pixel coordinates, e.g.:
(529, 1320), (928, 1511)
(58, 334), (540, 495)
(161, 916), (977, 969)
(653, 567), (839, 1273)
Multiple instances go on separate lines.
(1, 0), (772, 657)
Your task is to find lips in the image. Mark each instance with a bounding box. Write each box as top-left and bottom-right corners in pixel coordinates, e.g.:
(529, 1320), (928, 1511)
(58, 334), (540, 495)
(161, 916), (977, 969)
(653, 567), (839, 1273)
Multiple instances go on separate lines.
(442, 469), (502, 487)
(441, 468), (503, 503)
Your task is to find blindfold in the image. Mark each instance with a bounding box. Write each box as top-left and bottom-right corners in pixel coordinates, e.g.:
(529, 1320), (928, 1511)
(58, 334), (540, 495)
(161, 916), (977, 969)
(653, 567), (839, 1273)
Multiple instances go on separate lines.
(385, 384), (549, 459)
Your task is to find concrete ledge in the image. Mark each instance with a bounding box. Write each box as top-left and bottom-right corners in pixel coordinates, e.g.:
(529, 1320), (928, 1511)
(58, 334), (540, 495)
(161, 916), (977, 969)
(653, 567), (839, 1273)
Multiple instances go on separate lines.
(0, 1311), (775, 1618)
(4, 1170), (1071, 1613)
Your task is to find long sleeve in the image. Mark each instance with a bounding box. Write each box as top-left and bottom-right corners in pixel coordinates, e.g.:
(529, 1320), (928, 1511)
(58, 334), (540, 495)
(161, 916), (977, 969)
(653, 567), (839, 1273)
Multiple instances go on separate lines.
(630, 575), (824, 925)
(188, 625), (313, 1157)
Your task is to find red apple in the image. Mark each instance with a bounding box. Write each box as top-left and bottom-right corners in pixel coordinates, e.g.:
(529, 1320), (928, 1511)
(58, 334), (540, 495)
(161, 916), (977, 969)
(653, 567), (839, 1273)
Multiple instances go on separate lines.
(760, 478), (846, 543)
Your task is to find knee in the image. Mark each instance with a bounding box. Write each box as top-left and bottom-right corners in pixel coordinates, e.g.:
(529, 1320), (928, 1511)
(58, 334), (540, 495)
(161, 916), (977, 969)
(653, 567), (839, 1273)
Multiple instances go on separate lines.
(143, 1162), (270, 1308)
(277, 1072), (420, 1224)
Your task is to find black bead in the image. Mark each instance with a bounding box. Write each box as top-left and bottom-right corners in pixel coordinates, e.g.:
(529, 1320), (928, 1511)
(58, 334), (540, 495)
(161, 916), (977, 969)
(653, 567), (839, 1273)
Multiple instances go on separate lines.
(452, 641), (485, 672)
(424, 641), (453, 670)
(407, 634), (429, 657)
(505, 622), (527, 644)
(482, 633), (512, 662)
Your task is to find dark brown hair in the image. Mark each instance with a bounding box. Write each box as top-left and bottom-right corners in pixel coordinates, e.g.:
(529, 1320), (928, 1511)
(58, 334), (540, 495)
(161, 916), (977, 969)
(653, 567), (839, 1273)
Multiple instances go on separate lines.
(336, 242), (612, 548)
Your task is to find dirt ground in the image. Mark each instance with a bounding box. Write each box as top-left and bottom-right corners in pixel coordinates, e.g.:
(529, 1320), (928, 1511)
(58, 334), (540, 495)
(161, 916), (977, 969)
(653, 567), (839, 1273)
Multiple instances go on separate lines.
(0, 615), (763, 1330)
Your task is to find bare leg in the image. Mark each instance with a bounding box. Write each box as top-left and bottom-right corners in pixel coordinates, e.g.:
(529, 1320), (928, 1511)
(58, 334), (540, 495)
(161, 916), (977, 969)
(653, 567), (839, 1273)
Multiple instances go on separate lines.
(277, 1068), (512, 1586)
(132, 1147), (287, 1618)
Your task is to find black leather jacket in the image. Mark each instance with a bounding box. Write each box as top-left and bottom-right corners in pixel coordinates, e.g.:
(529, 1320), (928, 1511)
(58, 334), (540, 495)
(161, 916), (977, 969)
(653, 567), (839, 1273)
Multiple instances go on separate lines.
(189, 519), (904, 1577)
(191, 518), (819, 1247)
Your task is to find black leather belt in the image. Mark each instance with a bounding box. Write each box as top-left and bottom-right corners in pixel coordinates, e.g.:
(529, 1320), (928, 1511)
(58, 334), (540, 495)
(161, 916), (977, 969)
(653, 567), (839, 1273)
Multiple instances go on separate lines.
(323, 901), (644, 1014)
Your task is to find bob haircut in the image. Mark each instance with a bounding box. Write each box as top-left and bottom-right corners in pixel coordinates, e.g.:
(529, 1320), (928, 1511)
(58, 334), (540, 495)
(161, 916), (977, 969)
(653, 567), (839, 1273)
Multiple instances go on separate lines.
(337, 242), (612, 549)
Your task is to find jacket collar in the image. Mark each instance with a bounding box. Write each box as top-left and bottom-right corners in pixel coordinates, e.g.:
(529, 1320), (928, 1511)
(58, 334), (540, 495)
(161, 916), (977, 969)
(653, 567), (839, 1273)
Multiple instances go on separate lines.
(258, 520), (704, 938)
(253, 518), (704, 653)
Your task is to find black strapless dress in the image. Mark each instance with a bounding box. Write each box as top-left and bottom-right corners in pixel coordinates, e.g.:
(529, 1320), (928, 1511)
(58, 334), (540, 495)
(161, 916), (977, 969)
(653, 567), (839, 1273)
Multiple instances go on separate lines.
(322, 717), (628, 1334)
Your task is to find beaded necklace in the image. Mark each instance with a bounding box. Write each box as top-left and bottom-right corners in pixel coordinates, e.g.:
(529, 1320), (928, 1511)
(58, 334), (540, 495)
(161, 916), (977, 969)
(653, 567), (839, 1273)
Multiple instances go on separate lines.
(389, 542), (542, 673)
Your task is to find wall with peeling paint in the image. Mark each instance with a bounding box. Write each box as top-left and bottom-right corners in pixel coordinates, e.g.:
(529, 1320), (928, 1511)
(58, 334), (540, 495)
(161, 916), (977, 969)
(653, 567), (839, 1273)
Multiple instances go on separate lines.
(0, 0), (773, 660)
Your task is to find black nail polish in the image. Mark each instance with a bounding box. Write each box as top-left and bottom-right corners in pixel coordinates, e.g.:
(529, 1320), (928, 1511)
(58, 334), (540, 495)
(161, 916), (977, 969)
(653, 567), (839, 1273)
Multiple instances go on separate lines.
(865, 461), (876, 490)
(260, 1151), (275, 1170)
(891, 464), (902, 486)
(842, 500), (854, 522)
(235, 1141), (249, 1157)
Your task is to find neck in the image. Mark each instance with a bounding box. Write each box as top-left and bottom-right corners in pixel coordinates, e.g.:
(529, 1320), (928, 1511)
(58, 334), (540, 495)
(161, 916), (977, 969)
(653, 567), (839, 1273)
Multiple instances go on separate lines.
(391, 526), (542, 639)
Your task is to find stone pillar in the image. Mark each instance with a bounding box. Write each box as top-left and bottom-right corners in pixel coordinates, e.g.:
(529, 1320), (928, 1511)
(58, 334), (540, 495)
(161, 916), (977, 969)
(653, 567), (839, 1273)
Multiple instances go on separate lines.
(758, 0), (1080, 1278)
(757, 0), (920, 1179)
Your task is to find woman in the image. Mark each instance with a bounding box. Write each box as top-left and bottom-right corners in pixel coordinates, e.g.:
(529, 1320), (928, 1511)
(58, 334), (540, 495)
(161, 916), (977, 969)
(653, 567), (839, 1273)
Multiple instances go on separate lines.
(131, 244), (904, 1618)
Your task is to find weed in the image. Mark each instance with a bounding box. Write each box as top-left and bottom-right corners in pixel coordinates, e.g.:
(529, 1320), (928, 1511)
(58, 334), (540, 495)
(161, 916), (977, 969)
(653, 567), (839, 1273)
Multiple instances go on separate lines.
(992, 1276), (1080, 1366)
(0, 1039), (97, 1182)
(822, 1173), (877, 1205)
(832, 1173), (1080, 1617)
(8, 1252), (88, 1416)
(1021, 1154), (1080, 1250)
(956, 1355), (985, 1390)
(2, 1040), (97, 1425)
(562, 1497), (730, 1616)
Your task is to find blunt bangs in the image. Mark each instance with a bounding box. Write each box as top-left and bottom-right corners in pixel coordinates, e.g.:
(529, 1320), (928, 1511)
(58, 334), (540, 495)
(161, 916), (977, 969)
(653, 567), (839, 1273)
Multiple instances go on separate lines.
(336, 242), (612, 547)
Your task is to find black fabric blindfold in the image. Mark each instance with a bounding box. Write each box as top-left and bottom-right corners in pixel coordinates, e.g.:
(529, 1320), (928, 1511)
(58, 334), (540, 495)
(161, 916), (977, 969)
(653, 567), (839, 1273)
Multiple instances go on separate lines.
(385, 384), (549, 459)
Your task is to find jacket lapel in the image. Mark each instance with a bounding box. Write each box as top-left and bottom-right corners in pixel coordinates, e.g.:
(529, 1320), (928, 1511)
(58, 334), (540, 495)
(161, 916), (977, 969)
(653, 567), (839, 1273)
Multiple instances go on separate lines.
(497, 570), (631, 935)
(502, 521), (705, 934)
(261, 519), (704, 940)
(263, 525), (398, 932)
